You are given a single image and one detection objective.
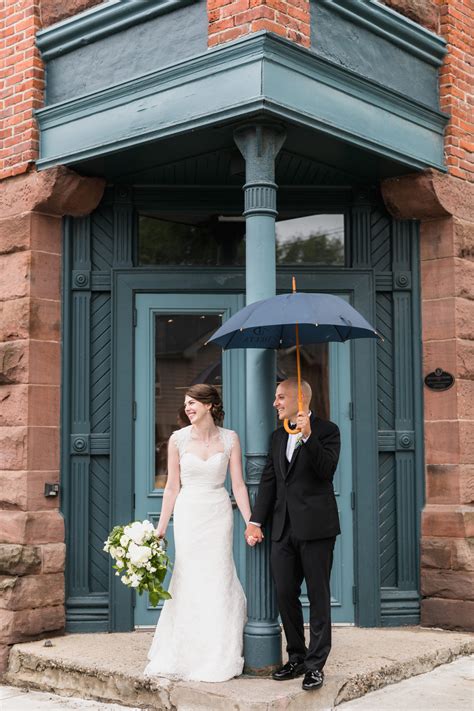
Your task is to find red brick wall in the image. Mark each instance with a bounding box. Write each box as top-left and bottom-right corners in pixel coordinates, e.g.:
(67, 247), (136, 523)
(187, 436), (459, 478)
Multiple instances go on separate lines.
(0, 0), (44, 180)
(208, 0), (310, 47)
(436, 0), (474, 182)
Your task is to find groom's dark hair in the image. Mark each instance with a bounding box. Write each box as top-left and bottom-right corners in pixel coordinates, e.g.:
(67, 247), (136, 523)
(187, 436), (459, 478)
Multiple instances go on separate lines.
(185, 384), (224, 426)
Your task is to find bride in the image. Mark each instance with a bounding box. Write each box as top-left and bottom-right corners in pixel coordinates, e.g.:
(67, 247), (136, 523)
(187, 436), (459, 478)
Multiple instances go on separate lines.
(144, 384), (252, 682)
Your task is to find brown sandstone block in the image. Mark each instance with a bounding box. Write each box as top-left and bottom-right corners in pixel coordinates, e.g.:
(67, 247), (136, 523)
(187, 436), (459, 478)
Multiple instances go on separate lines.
(421, 257), (455, 300)
(0, 471), (27, 509)
(0, 251), (30, 301)
(30, 251), (61, 301)
(0, 426), (27, 470)
(0, 643), (10, 674)
(421, 597), (474, 631)
(421, 538), (453, 569)
(455, 258), (474, 300)
(420, 218), (454, 262)
(0, 341), (29, 385)
(29, 341), (60, 385)
(41, 543), (66, 574)
(0, 572), (64, 610)
(459, 465), (474, 505)
(453, 218), (474, 260)
(456, 298), (474, 341)
(27, 426), (60, 470)
(26, 471), (60, 512)
(30, 213), (62, 254)
(29, 298), (61, 341)
(424, 384), (458, 421)
(0, 470), (60, 511)
(0, 544), (41, 575)
(422, 298), (456, 341)
(0, 213), (31, 255)
(0, 511), (64, 545)
(451, 538), (474, 572)
(422, 338), (456, 376)
(457, 339), (474, 381)
(28, 386), (60, 427)
(0, 298), (30, 341)
(421, 569), (474, 601)
(426, 464), (460, 504)
(0, 385), (28, 426)
(0, 605), (65, 645)
(424, 421), (460, 465)
(422, 504), (474, 538)
(458, 381), (474, 419)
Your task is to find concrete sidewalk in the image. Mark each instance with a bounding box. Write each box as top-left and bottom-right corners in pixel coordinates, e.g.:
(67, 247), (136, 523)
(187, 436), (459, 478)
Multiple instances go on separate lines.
(4, 627), (474, 710)
(1, 656), (473, 710)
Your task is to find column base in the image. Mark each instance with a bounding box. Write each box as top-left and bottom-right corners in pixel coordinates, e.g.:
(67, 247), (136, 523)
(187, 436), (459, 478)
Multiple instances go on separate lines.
(243, 621), (282, 674)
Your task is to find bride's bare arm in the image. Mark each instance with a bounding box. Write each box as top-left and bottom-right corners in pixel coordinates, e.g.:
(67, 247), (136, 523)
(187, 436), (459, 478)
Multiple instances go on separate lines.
(229, 432), (252, 525)
(155, 434), (181, 538)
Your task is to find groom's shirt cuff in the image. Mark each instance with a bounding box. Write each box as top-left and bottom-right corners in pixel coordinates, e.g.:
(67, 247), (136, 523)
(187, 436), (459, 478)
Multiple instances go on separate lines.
(249, 521), (261, 527)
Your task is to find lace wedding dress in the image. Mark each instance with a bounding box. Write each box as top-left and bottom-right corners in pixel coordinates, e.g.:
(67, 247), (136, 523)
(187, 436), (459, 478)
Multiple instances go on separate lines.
(144, 426), (246, 682)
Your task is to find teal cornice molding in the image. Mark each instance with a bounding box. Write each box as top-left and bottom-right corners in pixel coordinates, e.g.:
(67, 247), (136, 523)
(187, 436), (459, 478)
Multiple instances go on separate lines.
(318, 0), (446, 66)
(36, 32), (448, 172)
(36, 0), (198, 60)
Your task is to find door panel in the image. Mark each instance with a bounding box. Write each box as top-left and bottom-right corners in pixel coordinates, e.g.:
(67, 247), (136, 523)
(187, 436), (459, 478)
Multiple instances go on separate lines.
(134, 293), (245, 627)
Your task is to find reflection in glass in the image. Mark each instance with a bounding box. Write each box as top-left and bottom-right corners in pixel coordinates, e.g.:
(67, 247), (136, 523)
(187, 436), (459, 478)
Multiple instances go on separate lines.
(139, 216), (245, 266)
(276, 215), (344, 266)
(277, 344), (330, 421)
(154, 314), (222, 489)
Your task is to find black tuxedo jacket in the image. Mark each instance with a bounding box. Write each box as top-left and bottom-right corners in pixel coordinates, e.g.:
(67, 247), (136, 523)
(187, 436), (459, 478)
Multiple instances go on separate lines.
(251, 415), (341, 541)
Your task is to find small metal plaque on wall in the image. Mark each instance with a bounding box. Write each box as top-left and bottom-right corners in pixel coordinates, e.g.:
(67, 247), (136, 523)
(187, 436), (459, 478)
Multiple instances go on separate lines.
(424, 368), (455, 391)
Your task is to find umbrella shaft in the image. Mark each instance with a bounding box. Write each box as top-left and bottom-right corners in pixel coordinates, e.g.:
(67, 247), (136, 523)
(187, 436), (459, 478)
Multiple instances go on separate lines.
(295, 323), (303, 411)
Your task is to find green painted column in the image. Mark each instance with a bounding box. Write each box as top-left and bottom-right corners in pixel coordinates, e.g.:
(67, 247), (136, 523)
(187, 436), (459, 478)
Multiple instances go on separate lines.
(234, 123), (286, 673)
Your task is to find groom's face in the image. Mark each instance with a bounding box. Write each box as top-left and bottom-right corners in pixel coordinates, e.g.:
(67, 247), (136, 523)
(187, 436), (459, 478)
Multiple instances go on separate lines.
(273, 383), (298, 422)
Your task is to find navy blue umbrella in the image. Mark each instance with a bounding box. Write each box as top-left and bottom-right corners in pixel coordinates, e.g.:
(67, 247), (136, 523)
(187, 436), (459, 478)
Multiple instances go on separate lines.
(208, 280), (381, 433)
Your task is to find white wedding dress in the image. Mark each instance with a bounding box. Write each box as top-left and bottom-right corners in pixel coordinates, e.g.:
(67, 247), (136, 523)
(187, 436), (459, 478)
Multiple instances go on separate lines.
(144, 426), (246, 682)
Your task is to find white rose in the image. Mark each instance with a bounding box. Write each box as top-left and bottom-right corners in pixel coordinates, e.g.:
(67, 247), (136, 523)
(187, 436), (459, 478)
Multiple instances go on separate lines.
(124, 522), (148, 545)
(127, 542), (152, 567)
(120, 535), (129, 547)
(121, 575), (130, 585)
(115, 547), (125, 558)
(116, 559), (124, 569)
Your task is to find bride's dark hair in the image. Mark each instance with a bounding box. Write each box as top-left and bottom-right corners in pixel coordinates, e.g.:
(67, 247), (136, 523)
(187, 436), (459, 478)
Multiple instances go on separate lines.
(185, 384), (224, 426)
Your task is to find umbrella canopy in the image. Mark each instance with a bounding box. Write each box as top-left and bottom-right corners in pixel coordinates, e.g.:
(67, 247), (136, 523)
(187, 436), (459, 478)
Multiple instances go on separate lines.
(208, 292), (380, 350)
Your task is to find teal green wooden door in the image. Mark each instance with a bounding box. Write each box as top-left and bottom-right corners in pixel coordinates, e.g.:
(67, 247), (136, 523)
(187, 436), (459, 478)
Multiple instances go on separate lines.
(134, 291), (354, 627)
(134, 293), (245, 627)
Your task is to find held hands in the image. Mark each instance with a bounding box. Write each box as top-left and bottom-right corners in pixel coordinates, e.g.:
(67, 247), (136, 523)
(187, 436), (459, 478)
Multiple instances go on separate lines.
(296, 410), (311, 438)
(245, 523), (264, 547)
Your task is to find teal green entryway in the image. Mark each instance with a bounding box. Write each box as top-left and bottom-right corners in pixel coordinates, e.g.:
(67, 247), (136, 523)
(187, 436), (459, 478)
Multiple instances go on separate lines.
(133, 287), (355, 628)
(62, 187), (424, 635)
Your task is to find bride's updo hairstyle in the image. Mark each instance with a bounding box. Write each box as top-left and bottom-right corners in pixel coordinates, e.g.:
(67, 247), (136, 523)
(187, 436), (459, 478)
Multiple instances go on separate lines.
(185, 384), (224, 426)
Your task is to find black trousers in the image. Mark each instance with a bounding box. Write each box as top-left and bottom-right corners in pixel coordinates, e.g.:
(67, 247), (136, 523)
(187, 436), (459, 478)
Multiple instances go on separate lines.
(271, 516), (336, 672)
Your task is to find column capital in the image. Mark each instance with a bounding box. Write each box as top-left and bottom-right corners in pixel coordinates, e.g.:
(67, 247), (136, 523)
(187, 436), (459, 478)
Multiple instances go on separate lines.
(233, 123), (286, 184)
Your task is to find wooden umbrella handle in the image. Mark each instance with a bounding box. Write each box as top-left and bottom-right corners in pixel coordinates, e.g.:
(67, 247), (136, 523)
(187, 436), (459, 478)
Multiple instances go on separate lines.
(284, 277), (303, 435)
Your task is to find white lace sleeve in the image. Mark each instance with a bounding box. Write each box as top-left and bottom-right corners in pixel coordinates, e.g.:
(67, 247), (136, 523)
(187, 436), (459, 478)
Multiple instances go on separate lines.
(220, 428), (237, 459)
(171, 426), (191, 458)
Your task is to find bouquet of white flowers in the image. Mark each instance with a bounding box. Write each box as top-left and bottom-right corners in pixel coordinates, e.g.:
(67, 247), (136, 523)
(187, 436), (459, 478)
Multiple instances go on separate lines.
(104, 520), (172, 607)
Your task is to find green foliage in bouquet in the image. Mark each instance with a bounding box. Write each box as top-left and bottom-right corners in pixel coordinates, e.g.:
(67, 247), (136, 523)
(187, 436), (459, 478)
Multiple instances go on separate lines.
(104, 520), (172, 607)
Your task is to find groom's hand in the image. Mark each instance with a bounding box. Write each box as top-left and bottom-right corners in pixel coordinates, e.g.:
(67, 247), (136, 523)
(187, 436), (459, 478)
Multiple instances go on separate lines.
(245, 523), (264, 546)
(296, 410), (311, 438)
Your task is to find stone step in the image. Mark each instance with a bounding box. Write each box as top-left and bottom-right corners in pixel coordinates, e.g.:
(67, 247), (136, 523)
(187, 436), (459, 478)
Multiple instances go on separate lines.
(5, 628), (474, 710)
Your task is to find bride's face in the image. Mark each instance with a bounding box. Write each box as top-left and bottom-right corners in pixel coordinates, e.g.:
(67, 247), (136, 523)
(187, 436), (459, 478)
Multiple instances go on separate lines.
(184, 395), (212, 425)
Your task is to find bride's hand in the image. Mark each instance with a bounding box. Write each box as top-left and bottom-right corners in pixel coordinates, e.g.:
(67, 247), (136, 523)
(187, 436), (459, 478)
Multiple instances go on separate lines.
(155, 525), (166, 539)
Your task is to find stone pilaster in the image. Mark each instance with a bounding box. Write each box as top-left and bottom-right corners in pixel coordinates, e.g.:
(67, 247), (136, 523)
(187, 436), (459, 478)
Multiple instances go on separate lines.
(382, 169), (474, 631)
(0, 167), (105, 673)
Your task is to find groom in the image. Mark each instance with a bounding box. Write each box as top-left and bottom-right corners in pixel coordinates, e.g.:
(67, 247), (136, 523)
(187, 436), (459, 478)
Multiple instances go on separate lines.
(245, 377), (341, 691)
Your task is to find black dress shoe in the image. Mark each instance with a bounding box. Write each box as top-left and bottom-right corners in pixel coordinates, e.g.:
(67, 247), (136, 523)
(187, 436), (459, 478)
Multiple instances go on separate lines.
(302, 669), (324, 690)
(272, 660), (306, 680)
